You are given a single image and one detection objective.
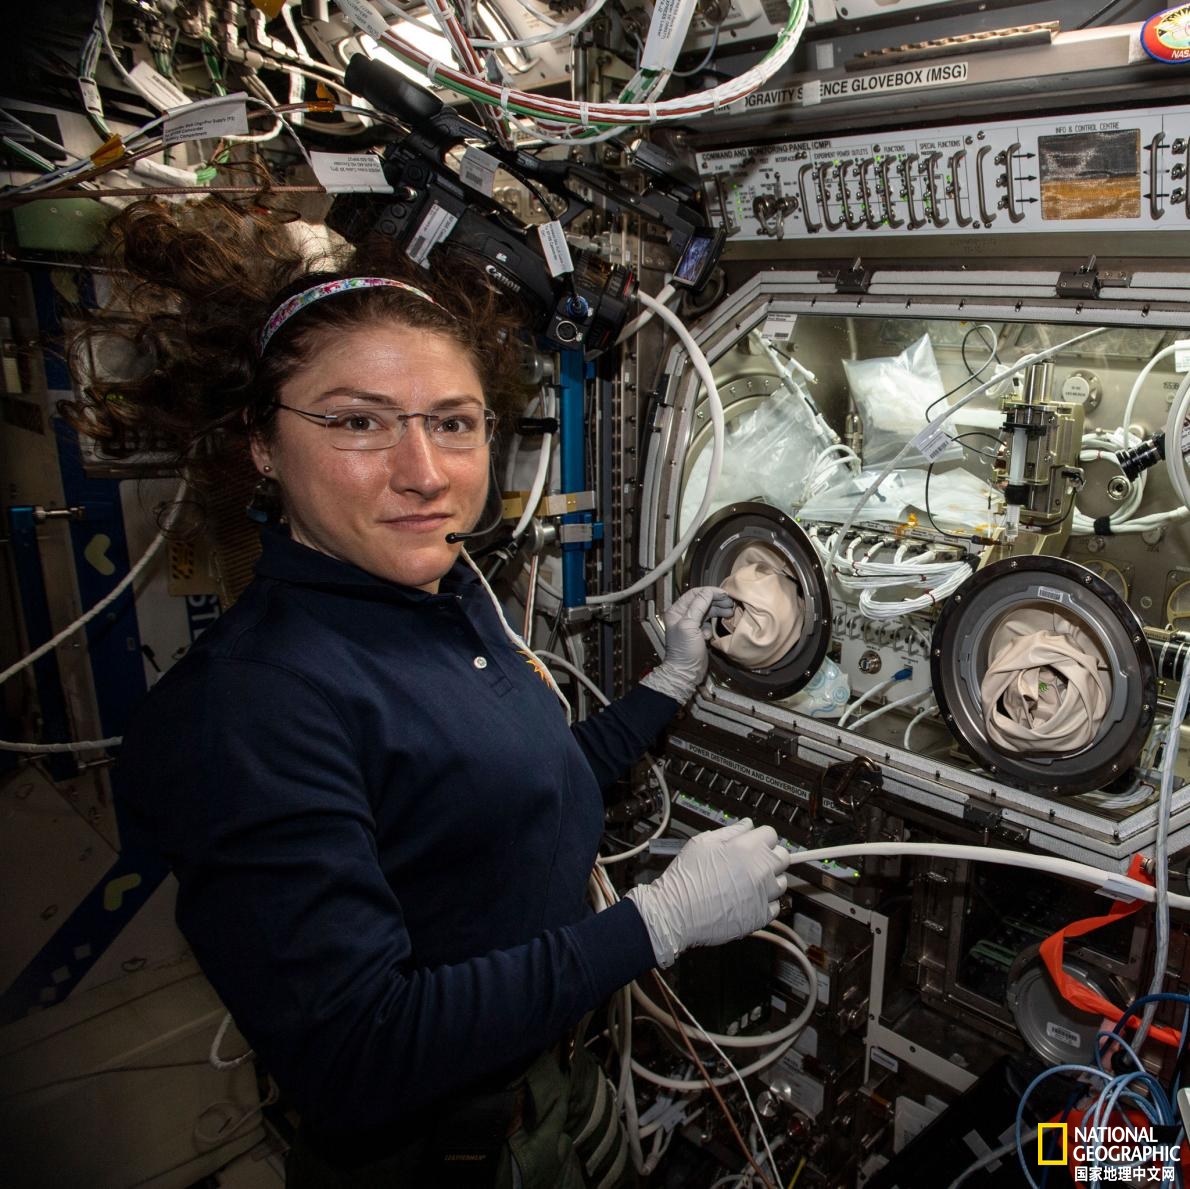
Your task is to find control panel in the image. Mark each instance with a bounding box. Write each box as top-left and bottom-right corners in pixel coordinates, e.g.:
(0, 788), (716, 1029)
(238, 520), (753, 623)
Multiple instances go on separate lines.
(696, 103), (1190, 241)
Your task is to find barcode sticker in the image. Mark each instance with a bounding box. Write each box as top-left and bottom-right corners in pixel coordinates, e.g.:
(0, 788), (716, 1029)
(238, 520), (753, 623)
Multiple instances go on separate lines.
(1036, 585), (1068, 604)
(1045, 1021), (1082, 1048)
(763, 312), (797, 341)
(310, 151), (393, 194)
(407, 203), (459, 265)
(460, 148), (499, 196)
(911, 425), (952, 461)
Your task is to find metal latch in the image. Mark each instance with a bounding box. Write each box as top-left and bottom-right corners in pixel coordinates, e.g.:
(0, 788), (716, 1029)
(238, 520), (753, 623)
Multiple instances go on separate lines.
(1057, 256), (1102, 300)
(963, 803), (1028, 843)
(825, 257), (872, 295)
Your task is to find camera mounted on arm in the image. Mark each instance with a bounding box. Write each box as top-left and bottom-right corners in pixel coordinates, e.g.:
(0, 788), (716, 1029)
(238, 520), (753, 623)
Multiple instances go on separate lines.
(329, 53), (724, 354)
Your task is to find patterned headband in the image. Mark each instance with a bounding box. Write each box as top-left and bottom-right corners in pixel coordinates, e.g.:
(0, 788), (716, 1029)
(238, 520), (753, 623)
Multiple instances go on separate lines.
(258, 277), (451, 354)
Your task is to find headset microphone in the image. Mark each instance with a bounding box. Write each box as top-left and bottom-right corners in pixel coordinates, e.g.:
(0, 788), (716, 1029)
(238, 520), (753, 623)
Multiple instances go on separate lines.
(446, 463), (505, 545)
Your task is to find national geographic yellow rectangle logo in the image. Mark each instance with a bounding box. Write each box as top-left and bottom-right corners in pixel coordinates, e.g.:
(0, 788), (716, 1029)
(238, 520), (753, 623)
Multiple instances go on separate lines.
(1038, 1122), (1068, 1165)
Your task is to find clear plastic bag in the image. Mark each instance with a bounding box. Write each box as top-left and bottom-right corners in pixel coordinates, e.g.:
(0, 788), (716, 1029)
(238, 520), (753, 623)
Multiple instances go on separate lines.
(798, 466), (996, 531)
(680, 379), (839, 533)
(785, 656), (851, 718)
(843, 333), (961, 467)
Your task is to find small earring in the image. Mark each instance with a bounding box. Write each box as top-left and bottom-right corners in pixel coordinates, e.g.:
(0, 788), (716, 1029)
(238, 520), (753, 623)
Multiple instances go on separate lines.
(262, 465), (272, 473)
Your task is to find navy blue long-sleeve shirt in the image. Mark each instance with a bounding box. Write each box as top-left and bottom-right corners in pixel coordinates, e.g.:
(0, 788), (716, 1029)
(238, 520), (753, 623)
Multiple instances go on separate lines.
(115, 531), (676, 1140)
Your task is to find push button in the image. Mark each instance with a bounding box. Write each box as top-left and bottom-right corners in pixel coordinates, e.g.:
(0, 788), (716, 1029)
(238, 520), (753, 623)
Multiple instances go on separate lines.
(473, 656), (488, 670)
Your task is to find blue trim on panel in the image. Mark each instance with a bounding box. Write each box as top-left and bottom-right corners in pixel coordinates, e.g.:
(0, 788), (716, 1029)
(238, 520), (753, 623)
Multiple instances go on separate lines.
(0, 846), (171, 1024)
(53, 419), (149, 740)
(558, 352), (591, 608)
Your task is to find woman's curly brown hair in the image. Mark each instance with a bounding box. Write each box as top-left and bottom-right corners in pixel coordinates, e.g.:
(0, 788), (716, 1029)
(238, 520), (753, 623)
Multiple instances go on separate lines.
(62, 196), (534, 527)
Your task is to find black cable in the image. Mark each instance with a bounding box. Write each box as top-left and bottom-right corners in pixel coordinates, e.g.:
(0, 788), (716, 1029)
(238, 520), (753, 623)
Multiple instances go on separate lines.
(923, 461), (965, 541)
(925, 323), (1002, 420)
(1075, 0), (1147, 30)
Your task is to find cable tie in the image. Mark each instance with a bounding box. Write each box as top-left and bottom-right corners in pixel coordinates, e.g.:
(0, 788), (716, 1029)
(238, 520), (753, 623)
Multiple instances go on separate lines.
(425, 58), (442, 85)
(500, 84), (511, 114)
(647, 102), (659, 123)
(579, 101), (589, 128)
(1092, 515), (1114, 536)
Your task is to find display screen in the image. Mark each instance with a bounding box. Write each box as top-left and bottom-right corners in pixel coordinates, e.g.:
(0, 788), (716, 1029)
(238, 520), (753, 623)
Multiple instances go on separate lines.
(1037, 129), (1142, 220)
(673, 228), (725, 289)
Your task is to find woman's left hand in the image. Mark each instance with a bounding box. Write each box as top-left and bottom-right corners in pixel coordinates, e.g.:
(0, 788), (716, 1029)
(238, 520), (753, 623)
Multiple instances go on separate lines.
(640, 586), (735, 705)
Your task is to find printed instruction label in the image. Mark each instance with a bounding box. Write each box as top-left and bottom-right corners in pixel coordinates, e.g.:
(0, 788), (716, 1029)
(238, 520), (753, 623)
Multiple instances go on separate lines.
(641, 0), (701, 71)
(1176, 347), (1190, 373)
(725, 61), (969, 115)
(762, 312), (797, 341)
(79, 78), (103, 118)
(537, 221), (574, 277)
(784, 1072), (826, 1118)
(164, 96), (250, 146)
(792, 912), (822, 949)
(333, 0), (389, 38)
(407, 203), (459, 265)
(310, 151), (393, 194)
(459, 148), (499, 196)
(870, 1046), (900, 1073)
(131, 60), (190, 110)
(777, 959), (829, 1004)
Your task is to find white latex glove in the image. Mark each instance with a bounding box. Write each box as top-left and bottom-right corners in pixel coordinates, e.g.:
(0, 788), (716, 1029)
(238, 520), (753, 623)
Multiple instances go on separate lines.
(625, 819), (791, 968)
(640, 586), (735, 705)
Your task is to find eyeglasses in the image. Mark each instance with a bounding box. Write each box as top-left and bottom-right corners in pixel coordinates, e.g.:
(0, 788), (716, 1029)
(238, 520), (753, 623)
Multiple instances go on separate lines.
(274, 402), (496, 451)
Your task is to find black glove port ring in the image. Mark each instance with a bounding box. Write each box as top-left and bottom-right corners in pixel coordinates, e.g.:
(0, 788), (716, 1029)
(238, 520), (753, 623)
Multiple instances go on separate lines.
(930, 555), (1156, 795)
(681, 501), (832, 700)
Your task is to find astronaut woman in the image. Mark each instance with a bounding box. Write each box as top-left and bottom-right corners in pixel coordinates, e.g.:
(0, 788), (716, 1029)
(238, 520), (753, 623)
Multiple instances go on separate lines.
(67, 197), (792, 1188)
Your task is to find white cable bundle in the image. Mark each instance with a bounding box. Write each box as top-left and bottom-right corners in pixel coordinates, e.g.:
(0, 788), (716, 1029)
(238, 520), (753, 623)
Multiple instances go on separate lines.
(811, 533), (971, 620)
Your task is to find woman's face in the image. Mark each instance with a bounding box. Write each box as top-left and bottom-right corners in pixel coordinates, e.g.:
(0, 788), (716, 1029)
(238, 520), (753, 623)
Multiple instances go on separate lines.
(252, 322), (491, 593)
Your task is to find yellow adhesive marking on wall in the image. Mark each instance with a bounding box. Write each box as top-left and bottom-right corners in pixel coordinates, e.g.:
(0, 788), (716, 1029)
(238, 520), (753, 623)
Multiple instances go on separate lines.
(84, 534), (116, 576)
(103, 873), (142, 911)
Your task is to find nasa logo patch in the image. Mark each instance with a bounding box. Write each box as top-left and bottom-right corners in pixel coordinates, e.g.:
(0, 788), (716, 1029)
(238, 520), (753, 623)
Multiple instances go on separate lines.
(1140, 5), (1190, 62)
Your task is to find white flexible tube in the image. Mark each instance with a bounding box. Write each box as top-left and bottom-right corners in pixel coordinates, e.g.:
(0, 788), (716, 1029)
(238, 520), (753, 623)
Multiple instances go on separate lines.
(1, 484), (187, 752)
(586, 290), (724, 606)
(846, 687), (932, 731)
(616, 282), (677, 346)
(462, 551), (570, 715)
(1163, 370), (1190, 510)
(358, 0), (809, 133)
(790, 841), (1190, 910)
(628, 930), (816, 1091)
(1134, 649), (1190, 1048)
(837, 675), (900, 729)
(630, 921), (815, 1049)
(1121, 343), (1190, 442)
(2, 484), (186, 693)
(510, 390), (555, 542)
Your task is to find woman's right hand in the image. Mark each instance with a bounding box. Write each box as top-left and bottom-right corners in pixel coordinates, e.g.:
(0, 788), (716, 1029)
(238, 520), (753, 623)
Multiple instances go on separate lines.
(625, 819), (792, 968)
